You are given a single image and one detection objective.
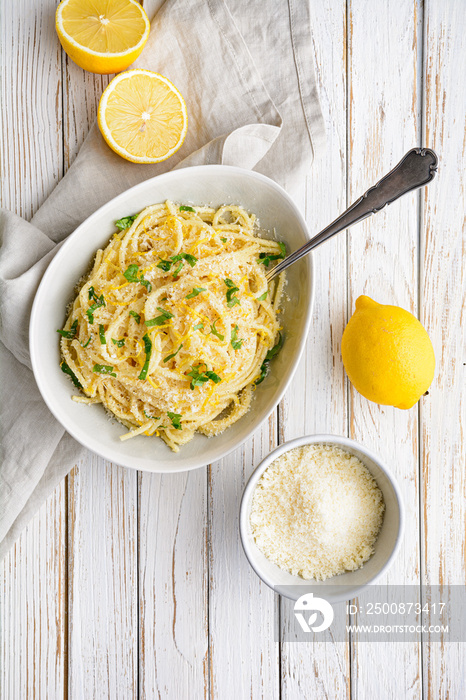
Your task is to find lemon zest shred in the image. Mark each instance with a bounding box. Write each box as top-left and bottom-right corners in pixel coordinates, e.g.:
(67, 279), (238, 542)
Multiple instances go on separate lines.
(105, 258), (121, 271)
(147, 376), (159, 391)
(109, 281), (128, 291)
(201, 384), (218, 410)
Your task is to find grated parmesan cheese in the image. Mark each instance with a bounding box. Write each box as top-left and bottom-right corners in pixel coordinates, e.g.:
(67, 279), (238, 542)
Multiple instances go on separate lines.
(250, 443), (385, 581)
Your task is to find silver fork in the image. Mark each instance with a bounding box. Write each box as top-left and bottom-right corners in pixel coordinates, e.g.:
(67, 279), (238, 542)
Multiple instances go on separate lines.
(266, 148), (438, 282)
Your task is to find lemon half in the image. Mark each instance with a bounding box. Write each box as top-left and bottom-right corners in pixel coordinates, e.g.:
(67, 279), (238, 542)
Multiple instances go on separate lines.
(97, 69), (188, 164)
(342, 295), (435, 409)
(56, 0), (150, 75)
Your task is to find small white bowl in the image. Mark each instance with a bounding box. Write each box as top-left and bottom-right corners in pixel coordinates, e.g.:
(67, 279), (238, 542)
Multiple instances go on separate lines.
(30, 166), (314, 473)
(240, 435), (404, 603)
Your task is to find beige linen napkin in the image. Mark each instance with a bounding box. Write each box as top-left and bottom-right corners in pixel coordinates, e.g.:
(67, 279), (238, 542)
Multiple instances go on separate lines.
(0, 0), (324, 559)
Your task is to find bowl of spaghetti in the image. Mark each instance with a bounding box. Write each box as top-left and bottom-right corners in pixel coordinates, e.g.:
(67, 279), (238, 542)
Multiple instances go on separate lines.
(30, 166), (314, 472)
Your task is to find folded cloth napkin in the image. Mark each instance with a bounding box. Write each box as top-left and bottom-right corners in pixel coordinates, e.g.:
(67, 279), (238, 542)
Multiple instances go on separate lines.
(0, 0), (324, 559)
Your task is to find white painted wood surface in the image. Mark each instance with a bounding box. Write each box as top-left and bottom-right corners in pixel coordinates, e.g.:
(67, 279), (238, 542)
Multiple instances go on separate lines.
(1, 1), (465, 698)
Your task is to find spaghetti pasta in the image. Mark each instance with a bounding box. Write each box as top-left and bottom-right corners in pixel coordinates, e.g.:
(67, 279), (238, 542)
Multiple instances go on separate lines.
(58, 201), (285, 452)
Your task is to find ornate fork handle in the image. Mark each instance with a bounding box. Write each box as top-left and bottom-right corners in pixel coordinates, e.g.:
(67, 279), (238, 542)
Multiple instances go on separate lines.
(266, 148), (438, 281)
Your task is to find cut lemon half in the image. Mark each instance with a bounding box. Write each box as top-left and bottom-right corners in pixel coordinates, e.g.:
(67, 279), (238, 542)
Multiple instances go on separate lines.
(97, 69), (188, 164)
(55, 0), (150, 75)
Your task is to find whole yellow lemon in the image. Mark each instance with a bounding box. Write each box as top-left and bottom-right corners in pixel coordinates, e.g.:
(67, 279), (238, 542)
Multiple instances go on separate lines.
(341, 295), (435, 409)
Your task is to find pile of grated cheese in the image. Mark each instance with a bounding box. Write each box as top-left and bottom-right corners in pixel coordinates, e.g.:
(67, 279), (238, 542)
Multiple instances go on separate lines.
(250, 443), (385, 581)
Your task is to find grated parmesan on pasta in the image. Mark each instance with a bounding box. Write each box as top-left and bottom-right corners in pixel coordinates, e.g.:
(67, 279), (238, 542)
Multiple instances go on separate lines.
(58, 201), (286, 452)
(250, 443), (385, 581)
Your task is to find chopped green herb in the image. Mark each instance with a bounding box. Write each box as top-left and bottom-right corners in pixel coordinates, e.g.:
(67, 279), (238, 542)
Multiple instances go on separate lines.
(254, 363), (268, 386)
(257, 291), (268, 301)
(138, 334), (152, 380)
(81, 336), (92, 348)
(144, 318), (164, 327)
(93, 364), (116, 377)
(163, 343), (183, 363)
(171, 252), (198, 267)
(112, 338), (125, 347)
(220, 237), (227, 243)
(254, 332), (284, 385)
(264, 332), (284, 361)
(210, 319), (224, 341)
(86, 293), (105, 324)
(88, 286), (105, 304)
(115, 214), (137, 230)
(180, 252), (197, 268)
(175, 252), (197, 268)
(179, 205), (195, 213)
(99, 324), (106, 344)
(159, 306), (174, 318)
(129, 310), (141, 324)
(257, 242), (286, 267)
(157, 259), (172, 272)
(86, 307), (96, 325)
(167, 411), (182, 430)
(60, 361), (82, 388)
(156, 252), (197, 275)
(123, 264), (152, 293)
(230, 324), (243, 350)
(145, 307), (174, 327)
(193, 322), (204, 331)
(186, 287), (206, 299)
(172, 260), (184, 278)
(144, 410), (160, 420)
(57, 318), (78, 339)
(224, 278), (240, 307)
(187, 365), (222, 390)
(123, 263), (146, 287)
(187, 365), (210, 389)
(258, 254), (270, 267)
(139, 278), (151, 292)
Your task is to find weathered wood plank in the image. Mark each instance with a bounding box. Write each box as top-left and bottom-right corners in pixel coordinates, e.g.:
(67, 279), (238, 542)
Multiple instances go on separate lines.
(62, 56), (110, 169)
(208, 418), (279, 700)
(279, 0), (350, 696)
(0, 1), (65, 698)
(421, 1), (466, 697)
(67, 458), (138, 699)
(0, 0), (63, 219)
(0, 485), (66, 700)
(138, 470), (208, 699)
(347, 0), (423, 697)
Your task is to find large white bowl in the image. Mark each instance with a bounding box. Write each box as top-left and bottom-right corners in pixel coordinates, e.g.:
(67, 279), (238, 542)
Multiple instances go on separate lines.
(30, 166), (314, 472)
(240, 435), (404, 603)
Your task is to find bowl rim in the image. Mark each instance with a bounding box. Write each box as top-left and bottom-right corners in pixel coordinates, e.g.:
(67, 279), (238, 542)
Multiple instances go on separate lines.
(239, 434), (405, 602)
(29, 165), (315, 472)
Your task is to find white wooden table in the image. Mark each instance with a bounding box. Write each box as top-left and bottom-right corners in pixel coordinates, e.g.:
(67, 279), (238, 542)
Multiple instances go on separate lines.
(1, 1), (465, 698)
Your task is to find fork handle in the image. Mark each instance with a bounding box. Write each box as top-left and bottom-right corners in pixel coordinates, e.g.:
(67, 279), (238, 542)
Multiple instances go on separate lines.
(267, 148), (438, 281)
